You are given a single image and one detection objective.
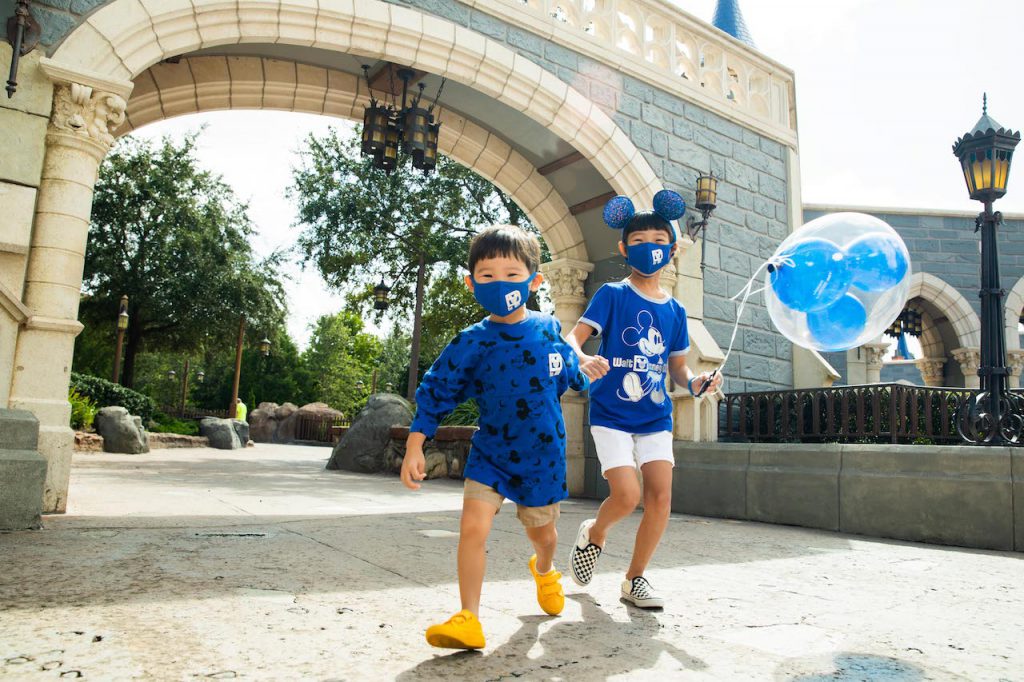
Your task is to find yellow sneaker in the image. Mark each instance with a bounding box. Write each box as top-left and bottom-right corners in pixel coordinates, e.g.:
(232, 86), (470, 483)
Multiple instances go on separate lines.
(529, 554), (565, 616)
(425, 609), (485, 650)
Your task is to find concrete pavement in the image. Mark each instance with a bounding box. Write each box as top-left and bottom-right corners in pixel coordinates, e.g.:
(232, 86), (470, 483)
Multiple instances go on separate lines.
(0, 444), (1021, 680)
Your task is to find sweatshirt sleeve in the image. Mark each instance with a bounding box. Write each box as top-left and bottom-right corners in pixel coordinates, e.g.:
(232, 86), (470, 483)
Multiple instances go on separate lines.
(409, 333), (475, 438)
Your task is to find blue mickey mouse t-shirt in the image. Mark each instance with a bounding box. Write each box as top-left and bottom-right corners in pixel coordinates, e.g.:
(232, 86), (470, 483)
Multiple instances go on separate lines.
(580, 280), (689, 434)
(410, 310), (589, 507)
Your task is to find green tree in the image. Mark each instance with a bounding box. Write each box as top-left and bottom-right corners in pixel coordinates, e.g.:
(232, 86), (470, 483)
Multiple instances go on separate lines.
(289, 127), (538, 400)
(80, 133), (286, 389)
(302, 311), (383, 416)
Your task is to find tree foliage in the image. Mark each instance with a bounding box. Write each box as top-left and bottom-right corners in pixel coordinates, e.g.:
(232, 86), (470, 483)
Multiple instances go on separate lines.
(80, 133), (286, 387)
(289, 127), (539, 319)
(302, 311), (383, 416)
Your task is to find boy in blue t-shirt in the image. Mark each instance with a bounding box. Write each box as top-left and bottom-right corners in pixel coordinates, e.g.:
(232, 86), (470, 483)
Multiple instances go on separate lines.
(401, 225), (588, 650)
(566, 198), (722, 609)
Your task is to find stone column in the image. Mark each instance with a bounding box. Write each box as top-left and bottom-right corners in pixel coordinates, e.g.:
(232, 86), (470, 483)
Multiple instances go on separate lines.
(916, 357), (947, 387)
(951, 348), (982, 389)
(7, 78), (129, 513)
(540, 258), (593, 497)
(1007, 350), (1024, 389)
(863, 342), (889, 384)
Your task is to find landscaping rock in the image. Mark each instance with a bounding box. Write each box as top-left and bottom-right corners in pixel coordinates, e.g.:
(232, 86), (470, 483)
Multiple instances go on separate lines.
(94, 406), (149, 454)
(274, 402), (300, 442)
(231, 419), (249, 445)
(327, 394), (413, 472)
(248, 404), (276, 442)
(199, 418), (242, 450)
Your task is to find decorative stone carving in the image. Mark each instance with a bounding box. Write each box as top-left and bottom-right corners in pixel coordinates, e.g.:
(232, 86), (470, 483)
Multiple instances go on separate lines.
(1007, 350), (1024, 388)
(952, 347), (981, 388)
(541, 260), (590, 300)
(862, 342), (889, 383)
(50, 83), (126, 148)
(916, 357), (947, 387)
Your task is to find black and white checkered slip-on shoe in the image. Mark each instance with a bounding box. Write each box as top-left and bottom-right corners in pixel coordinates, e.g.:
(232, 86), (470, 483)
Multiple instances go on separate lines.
(569, 518), (602, 586)
(621, 576), (664, 609)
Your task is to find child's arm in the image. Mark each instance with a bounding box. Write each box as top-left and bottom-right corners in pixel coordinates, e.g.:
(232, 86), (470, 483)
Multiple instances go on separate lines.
(566, 322), (610, 381)
(399, 338), (472, 491)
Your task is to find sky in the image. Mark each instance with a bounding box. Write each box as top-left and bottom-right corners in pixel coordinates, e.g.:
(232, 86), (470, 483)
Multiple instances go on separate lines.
(129, 0), (1024, 348)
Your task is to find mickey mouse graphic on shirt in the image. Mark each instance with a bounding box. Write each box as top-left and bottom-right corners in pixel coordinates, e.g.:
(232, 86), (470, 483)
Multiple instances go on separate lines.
(616, 310), (668, 405)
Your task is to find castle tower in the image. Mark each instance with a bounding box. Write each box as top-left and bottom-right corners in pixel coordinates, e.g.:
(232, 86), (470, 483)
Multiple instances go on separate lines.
(712, 0), (756, 48)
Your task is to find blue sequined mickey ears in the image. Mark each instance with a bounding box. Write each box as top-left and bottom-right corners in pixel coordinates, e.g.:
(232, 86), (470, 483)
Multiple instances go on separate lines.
(653, 189), (686, 221)
(602, 195), (635, 230)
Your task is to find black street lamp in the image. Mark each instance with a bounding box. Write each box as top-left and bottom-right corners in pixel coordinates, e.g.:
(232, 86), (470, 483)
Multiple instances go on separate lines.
(4, 0), (40, 98)
(258, 336), (271, 356)
(953, 95), (1022, 445)
(373, 279), (391, 311)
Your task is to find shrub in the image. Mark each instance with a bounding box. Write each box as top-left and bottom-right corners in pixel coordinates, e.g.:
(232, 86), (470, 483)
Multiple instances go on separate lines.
(69, 388), (99, 430)
(150, 412), (199, 436)
(70, 372), (157, 423)
(441, 399), (479, 427)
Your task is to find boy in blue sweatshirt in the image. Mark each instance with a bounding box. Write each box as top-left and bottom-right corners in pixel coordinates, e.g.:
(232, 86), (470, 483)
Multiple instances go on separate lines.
(401, 225), (588, 650)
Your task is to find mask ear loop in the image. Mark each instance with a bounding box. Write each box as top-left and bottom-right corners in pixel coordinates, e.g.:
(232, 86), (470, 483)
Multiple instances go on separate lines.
(693, 253), (794, 399)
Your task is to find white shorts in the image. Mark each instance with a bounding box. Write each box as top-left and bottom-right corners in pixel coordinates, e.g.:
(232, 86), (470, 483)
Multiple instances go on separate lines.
(591, 426), (674, 476)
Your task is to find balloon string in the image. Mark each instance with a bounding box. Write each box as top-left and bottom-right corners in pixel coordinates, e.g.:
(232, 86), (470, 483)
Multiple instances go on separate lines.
(698, 254), (792, 396)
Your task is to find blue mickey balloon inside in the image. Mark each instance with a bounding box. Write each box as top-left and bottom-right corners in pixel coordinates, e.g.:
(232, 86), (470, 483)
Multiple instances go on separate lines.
(845, 233), (909, 292)
(770, 237), (852, 313)
(807, 293), (868, 351)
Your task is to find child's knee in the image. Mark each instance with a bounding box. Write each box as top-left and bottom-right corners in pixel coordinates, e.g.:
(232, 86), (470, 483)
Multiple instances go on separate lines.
(528, 521), (558, 547)
(613, 486), (642, 510)
(460, 512), (493, 543)
(644, 488), (672, 513)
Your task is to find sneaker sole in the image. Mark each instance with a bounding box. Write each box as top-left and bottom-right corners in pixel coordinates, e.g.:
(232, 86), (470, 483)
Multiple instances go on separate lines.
(620, 594), (665, 610)
(426, 633), (484, 650)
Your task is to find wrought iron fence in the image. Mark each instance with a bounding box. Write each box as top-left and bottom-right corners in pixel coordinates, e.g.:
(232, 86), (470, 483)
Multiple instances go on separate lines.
(719, 383), (980, 445)
(294, 413), (350, 443)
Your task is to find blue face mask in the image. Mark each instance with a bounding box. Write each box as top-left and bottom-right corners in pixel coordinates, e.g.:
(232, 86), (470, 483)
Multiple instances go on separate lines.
(626, 242), (674, 276)
(471, 275), (535, 316)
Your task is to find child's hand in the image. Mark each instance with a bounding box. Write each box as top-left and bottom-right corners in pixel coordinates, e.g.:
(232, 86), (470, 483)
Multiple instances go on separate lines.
(400, 447), (427, 490)
(580, 353), (610, 380)
(692, 371), (724, 396)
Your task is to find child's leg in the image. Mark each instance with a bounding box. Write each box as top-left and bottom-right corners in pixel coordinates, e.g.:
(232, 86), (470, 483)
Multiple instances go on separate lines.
(626, 460), (673, 579)
(525, 520), (558, 573)
(588, 466), (642, 548)
(458, 498), (497, 614)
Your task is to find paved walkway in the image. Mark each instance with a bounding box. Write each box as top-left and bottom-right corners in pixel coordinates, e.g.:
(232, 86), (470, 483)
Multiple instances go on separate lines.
(1, 445), (1021, 680)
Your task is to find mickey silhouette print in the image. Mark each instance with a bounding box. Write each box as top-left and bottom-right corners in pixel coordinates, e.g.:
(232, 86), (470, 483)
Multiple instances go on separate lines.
(616, 310), (668, 405)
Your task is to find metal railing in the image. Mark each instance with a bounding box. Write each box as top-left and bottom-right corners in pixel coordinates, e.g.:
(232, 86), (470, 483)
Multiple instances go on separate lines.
(294, 413), (350, 443)
(162, 405), (230, 420)
(719, 383), (980, 445)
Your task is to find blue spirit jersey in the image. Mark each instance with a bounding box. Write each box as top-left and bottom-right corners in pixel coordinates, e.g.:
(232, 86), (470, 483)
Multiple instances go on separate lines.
(579, 280), (689, 434)
(410, 310), (588, 507)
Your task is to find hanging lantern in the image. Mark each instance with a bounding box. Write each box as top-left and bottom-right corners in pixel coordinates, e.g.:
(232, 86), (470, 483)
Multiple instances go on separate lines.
(414, 120), (441, 172)
(378, 115), (400, 174)
(259, 337), (271, 356)
(361, 101), (390, 157)
(403, 101), (431, 157)
(196, 370), (205, 383)
(694, 172), (718, 213)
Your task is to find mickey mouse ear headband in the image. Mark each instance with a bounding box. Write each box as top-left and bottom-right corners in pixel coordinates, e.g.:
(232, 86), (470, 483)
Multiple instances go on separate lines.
(603, 190), (687, 239)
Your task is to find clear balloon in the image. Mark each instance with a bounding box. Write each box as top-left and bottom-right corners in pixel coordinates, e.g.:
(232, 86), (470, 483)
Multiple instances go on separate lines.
(765, 212), (912, 353)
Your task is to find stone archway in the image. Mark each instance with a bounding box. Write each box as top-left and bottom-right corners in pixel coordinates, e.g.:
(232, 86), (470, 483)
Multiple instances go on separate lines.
(906, 272), (981, 388)
(13, 0), (667, 511)
(1002, 276), (1024, 386)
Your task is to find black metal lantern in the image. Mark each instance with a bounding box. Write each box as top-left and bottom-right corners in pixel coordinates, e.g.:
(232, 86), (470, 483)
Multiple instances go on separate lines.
(196, 370), (205, 383)
(258, 337), (271, 356)
(694, 172), (718, 213)
(117, 295), (129, 331)
(167, 369), (177, 380)
(359, 63), (446, 175)
(373, 279), (391, 311)
(952, 96), (1023, 445)
(953, 95), (1019, 203)
(685, 171), (720, 273)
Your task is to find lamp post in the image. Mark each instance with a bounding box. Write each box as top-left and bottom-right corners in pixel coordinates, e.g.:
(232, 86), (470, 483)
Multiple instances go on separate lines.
(4, 0), (40, 98)
(953, 95), (1022, 445)
(112, 295), (129, 384)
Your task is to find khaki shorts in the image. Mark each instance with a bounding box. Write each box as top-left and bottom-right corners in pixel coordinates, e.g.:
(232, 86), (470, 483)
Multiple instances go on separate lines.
(464, 478), (560, 528)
